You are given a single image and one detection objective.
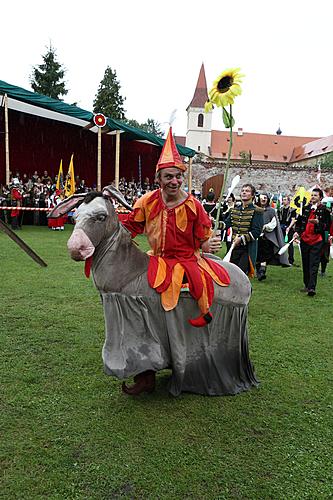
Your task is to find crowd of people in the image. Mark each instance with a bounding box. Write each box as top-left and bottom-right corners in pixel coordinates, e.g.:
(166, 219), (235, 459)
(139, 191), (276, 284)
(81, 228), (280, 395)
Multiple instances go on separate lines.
(0, 170), (89, 227)
(1, 168), (333, 297)
(0, 171), (160, 228)
(202, 185), (333, 296)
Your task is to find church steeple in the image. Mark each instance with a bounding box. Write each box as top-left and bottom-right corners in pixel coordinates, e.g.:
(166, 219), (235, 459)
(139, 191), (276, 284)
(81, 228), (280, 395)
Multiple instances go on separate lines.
(185, 63), (212, 155)
(186, 63), (208, 110)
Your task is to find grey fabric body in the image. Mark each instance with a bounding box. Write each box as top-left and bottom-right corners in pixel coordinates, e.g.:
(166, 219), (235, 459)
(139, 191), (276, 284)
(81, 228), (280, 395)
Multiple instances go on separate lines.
(101, 290), (258, 396)
(93, 225), (258, 396)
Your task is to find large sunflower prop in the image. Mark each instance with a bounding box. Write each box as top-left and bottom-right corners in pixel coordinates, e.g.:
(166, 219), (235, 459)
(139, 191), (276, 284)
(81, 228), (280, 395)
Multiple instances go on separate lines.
(204, 68), (244, 232)
(209, 68), (243, 106)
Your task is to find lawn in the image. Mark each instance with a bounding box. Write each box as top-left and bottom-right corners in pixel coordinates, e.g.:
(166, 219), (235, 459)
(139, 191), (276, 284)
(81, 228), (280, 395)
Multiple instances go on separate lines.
(0, 225), (332, 499)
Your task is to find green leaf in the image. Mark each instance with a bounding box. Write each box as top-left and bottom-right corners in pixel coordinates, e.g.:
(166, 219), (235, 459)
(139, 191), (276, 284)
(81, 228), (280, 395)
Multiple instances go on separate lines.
(222, 107), (235, 129)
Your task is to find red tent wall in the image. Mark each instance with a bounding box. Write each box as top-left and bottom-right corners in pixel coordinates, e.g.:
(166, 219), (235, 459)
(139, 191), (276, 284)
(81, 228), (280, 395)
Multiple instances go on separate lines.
(0, 108), (161, 187)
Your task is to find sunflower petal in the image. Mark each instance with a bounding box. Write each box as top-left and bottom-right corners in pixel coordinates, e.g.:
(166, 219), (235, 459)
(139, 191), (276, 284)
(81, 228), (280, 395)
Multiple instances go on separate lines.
(204, 101), (213, 113)
(229, 84), (242, 96)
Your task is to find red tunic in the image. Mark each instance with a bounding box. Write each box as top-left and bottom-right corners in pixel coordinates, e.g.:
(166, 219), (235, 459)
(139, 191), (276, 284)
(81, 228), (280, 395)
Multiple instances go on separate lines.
(48, 194), (67, 228)
(301, 210), (322, 245)
(11, 188), (22, 217)
(120, 190), (230, 313)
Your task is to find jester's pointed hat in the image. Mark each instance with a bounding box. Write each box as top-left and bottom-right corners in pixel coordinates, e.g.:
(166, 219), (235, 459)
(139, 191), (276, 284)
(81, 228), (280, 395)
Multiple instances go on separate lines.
(156, 127), (186, 172)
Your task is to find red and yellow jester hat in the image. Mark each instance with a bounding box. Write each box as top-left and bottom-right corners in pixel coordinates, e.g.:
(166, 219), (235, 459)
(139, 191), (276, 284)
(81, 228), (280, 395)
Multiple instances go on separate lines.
(156, 127), (187, 172)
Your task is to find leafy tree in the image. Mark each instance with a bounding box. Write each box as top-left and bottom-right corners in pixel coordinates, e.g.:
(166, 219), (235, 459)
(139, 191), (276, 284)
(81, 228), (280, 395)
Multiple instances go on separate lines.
(319, 152), (333, 169)
(141, 118), (164, 137)
(239, 150), (251, 166)
(93, 66), (126, 120)
(124, 118), (141, 129)
(124, 117), (164, 137)
(30, 44), (68, 100)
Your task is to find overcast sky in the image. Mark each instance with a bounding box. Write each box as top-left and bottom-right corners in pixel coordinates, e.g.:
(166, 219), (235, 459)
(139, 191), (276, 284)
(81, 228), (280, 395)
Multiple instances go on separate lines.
(1, 0), (332, 139)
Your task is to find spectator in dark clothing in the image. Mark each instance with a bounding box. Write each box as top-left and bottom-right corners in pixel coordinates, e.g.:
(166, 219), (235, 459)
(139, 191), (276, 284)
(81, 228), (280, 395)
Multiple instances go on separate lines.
(294, 188), (331, 296)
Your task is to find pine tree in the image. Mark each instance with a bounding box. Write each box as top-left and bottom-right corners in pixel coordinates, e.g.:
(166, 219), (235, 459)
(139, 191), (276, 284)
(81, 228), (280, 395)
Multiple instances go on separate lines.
(124, 117), (164, 137)
(142, 118), (163, 137)
(93, 66), (126, 119)
(30, 44), (68, 100)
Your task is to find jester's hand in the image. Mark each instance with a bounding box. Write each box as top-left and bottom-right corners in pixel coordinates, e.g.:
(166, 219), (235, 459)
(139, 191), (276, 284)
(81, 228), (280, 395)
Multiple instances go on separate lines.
(202, 236), (222, 254)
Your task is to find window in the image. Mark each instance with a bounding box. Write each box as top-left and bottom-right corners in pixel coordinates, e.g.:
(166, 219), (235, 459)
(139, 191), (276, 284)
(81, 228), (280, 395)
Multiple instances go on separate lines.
(197, 146), (201, 151)
(197, 113), (204, 127)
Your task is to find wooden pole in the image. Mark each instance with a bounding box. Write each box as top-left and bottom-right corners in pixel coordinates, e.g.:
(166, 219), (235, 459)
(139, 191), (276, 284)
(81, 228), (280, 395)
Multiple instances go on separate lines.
(97, 126), (102, 191)
(115, 130), (120, 190)
(188, 157), (193, 194)
(4, 94), (10, 185)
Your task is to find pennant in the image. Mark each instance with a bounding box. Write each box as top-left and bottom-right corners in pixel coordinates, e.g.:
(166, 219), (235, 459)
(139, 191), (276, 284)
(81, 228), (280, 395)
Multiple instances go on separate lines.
(56, 159), (64, 190)
(64, 154), (76, 198)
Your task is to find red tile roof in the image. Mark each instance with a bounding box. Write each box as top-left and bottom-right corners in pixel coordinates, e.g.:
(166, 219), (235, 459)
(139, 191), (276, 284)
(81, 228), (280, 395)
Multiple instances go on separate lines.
(187, 63), (208, 110)
(211, 130), (319, 163)
(174, 135), (186, 147)
(289, 135), (333, 162)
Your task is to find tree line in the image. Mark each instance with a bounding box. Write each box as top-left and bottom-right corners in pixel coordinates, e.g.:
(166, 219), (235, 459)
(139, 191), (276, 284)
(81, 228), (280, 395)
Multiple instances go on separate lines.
(30, 43), (163, 137)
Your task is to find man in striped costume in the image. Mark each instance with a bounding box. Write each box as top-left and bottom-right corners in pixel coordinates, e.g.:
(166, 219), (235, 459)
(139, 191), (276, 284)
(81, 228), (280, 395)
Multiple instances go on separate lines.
(221, 184), (264, 277)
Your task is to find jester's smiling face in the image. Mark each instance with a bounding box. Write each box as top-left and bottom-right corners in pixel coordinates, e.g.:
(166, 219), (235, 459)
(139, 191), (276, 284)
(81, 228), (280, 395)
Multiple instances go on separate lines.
(158, 168), (184, 201)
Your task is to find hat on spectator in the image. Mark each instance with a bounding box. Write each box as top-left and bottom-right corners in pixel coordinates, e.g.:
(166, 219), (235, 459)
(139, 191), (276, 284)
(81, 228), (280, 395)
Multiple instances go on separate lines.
(156, 127), (186, 173)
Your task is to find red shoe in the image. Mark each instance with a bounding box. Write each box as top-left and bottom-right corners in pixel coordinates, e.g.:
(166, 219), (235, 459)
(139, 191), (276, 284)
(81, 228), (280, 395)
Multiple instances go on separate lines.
(122, 370), (156, 395)
(188, 312), (213, 328)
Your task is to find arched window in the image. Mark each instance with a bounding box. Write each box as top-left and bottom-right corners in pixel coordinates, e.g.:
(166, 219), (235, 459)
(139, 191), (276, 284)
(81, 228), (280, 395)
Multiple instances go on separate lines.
(197, 113), (204, 127)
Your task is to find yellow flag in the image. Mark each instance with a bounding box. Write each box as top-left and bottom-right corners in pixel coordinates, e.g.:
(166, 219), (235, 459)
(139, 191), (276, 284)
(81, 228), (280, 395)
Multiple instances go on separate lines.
(64, 154), (76, 197)
(56, 159), (63, 190)
(291, 186), (311, 215)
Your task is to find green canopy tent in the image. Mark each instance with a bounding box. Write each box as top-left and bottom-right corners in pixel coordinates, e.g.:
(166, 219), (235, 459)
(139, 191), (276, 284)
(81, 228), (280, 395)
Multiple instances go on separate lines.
(0, 80), (196, 189)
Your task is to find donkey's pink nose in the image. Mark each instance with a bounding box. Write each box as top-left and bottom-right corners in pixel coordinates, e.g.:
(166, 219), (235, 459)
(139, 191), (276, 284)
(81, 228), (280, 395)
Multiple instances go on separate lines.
(67, 228), (95, 261)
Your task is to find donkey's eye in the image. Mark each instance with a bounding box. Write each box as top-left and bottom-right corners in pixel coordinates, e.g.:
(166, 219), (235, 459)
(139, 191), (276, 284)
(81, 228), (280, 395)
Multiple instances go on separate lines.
(95, 214), (106, 222)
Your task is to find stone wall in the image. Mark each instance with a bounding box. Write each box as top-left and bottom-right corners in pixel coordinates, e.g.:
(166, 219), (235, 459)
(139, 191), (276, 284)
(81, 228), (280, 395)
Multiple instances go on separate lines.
(187, 159), (333, 195)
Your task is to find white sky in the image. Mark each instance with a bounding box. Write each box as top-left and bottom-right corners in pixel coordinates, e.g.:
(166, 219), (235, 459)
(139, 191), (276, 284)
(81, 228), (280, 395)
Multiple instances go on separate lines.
(1, 0), (332, 139)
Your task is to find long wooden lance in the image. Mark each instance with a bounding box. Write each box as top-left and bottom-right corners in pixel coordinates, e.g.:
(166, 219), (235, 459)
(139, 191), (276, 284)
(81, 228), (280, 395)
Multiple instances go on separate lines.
(0, 219), (47, 267)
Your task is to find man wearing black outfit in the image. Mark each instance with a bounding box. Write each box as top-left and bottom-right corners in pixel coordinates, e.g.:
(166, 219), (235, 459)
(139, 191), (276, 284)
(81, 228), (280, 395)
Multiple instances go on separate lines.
(294, 188), (331, 296)
(277, 195), (297, 265)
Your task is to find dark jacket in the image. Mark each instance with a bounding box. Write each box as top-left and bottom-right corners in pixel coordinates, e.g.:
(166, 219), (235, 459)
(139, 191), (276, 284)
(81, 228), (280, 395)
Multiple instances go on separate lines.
(277, 206), (297, 227)
(295, 203), (331, 238)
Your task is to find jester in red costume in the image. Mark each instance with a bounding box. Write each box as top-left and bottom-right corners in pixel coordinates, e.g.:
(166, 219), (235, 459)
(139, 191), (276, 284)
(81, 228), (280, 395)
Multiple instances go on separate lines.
(120, 127), (230, 328)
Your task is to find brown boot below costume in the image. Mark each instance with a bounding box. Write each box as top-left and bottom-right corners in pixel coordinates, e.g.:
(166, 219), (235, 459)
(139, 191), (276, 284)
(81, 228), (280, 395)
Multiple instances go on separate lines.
(122, 370), (156, 395)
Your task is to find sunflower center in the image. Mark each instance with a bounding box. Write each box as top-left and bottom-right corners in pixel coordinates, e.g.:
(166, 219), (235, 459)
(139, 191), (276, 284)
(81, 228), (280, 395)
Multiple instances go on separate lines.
(217, 76), (233, 93)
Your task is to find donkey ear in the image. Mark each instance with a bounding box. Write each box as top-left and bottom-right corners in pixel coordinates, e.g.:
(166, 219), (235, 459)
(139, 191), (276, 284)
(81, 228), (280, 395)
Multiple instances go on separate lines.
(48, 194), (86, 219)
(102, 185), (133, 211)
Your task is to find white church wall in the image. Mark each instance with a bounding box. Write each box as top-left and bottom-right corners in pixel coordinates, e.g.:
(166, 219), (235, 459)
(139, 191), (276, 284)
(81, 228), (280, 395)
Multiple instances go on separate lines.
(186, 107), (212, 155)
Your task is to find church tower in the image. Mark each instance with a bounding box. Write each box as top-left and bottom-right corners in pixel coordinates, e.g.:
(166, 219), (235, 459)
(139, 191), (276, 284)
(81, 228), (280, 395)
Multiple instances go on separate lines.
(185, 63), (212, 155)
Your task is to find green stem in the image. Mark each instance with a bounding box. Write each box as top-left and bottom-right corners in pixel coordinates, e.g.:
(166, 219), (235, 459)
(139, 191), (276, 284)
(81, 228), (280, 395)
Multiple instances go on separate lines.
(214, 105), (233, 233)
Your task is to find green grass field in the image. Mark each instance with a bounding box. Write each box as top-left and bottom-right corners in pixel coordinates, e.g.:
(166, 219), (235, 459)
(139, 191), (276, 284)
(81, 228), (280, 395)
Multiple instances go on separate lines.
(1, 225), (332, 499)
